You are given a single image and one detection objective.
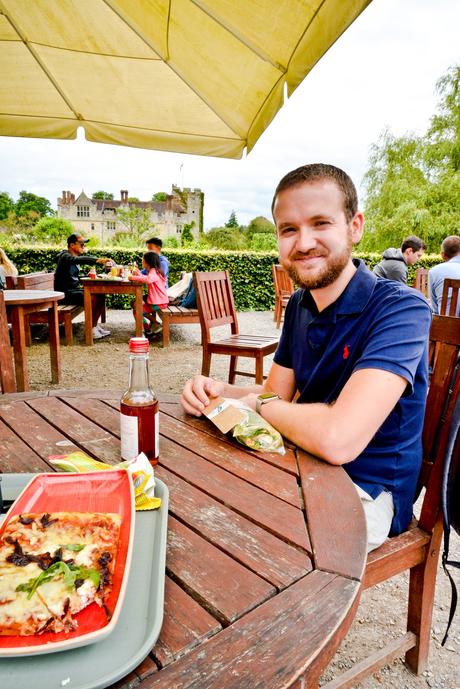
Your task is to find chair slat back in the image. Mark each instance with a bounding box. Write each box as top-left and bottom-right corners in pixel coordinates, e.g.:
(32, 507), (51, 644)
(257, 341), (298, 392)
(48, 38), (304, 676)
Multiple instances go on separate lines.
(17, 272), (54, 291)
(414, 268), (429, 297)
(0, 291), (16, 393)
(418, 316), (460, 531)
(272, 264), (294, 297)
(440, 278), (460, 316)
(194, 271), (239, 341)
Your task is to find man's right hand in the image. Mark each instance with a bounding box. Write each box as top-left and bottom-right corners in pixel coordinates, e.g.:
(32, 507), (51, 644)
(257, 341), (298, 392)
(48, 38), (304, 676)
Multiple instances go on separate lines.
(180, 375), (225, 416)
(96, 257), (111, 265)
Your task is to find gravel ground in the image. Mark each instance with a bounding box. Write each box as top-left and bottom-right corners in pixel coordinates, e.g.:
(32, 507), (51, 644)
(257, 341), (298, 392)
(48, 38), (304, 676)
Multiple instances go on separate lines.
(22, 310), (460, 688)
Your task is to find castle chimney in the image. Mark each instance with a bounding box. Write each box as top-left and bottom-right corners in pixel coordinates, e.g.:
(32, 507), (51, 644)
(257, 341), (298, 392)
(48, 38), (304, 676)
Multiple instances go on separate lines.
(70, 193), (75, 204)
(62, 191), (67, 203)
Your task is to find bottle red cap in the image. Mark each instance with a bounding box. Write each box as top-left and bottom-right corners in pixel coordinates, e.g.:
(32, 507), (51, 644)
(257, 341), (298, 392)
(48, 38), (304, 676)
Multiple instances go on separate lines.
(128, 337), (149, 353)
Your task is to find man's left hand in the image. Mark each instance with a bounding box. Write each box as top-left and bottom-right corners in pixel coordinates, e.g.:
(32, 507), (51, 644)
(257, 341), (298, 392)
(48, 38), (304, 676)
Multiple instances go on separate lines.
(239, 393), (258, 411)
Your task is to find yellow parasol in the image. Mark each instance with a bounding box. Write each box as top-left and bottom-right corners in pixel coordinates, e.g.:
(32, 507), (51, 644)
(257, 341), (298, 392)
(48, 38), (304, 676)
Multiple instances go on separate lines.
(0, 0), (372, 158)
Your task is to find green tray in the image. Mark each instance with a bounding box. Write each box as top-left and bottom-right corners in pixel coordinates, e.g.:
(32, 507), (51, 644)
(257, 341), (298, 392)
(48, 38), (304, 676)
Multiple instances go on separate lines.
(0, 473), (168, 689)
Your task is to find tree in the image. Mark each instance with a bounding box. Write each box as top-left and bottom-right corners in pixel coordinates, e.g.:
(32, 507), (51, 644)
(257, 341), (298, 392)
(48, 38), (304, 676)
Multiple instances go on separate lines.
(92, 191), (114, 200)
(0, 192), (14, 220)
(152, 192), (167, 202)
(361, 64), (460, 253)
(15, 191), (53, 218)
(204, 226), (246, 250)
(225, 210), (239, 228)
(29, 217), (75, 243)
(181, 221), (195, 246)
(127, 197), (139, 202)
(116, 206), (153, 244)
(246, 216), (275, 234)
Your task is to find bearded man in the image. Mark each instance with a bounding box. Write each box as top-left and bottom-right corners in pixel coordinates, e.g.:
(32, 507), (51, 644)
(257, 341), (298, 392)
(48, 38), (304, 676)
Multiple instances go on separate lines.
(181, 164), (431, 552)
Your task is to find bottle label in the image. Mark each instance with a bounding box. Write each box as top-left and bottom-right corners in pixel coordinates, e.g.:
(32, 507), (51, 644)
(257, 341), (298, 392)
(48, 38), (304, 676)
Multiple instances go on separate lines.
(155, 411), (159, 458)
(120, 413), (139, 460)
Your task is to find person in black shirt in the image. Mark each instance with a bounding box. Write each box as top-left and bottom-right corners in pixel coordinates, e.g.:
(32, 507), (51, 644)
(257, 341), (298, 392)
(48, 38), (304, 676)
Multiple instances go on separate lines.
(54, 234), (112, 339)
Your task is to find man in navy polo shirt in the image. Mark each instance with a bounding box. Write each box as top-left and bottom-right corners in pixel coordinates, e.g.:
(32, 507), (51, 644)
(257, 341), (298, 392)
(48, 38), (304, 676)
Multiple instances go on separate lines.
(181, 164), (431, 551)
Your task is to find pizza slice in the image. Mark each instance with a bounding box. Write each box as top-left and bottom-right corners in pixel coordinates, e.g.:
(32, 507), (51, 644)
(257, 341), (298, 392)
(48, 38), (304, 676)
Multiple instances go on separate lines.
(0, 512), (121, 636)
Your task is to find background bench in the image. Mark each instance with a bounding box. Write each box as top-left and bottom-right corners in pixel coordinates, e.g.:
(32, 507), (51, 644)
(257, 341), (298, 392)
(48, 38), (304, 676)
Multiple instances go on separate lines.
(15, 272), (84, 346)
(159, 305), (200, 347)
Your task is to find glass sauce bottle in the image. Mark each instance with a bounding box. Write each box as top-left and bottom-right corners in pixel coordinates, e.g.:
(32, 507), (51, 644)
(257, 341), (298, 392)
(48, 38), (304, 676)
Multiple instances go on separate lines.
(120, 337), (159, 465)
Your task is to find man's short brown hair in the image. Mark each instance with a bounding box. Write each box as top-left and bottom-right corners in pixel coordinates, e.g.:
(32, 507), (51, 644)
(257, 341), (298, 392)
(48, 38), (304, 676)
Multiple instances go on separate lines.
(441, 235), (460, 259)
(271, 163), (358, 222)
(401, 236), (426, 253)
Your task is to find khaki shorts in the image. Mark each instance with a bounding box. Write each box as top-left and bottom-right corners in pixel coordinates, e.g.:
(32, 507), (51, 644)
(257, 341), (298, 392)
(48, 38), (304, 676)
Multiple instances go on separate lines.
(353, 483), (394, 553)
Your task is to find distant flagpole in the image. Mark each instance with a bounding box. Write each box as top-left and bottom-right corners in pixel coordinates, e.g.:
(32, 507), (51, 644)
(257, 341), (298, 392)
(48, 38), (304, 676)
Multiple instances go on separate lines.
(180, 162), (184, 188)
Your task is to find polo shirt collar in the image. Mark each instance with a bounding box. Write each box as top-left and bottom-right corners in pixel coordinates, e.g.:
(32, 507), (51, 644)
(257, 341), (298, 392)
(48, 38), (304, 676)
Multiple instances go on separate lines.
(448, 256), (460, 264)
(300, 259), (377, 317)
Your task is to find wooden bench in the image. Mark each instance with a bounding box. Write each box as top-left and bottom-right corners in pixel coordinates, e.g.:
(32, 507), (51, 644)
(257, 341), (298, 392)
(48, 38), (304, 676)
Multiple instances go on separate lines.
(159, 305), (200, 347)
(16, 272), (84, 346)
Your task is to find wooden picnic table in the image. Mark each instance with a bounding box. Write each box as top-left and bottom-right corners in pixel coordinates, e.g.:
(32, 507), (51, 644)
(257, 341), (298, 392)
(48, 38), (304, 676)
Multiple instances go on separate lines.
(82, 277), (144, 345)
(3, 289), (64, 392)
(0, 390), (367, 689)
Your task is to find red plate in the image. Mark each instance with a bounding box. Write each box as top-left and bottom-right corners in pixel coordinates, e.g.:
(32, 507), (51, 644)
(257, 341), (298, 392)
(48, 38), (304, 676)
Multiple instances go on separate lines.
(0, 470), (135, 656)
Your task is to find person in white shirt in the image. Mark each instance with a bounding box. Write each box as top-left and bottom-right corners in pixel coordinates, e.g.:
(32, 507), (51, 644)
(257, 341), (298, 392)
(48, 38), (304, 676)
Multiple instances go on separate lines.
(428, 235), (460, 315)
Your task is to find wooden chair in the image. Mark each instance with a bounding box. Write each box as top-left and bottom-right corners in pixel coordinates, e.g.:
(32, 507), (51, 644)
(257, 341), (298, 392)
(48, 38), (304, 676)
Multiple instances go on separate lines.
(440, 277), (460, 316)
(321, 315), (460, 689)
(272, 263), (294, 328)
(0, 291), (16, 393)
(414, 268), (429, 297)
(193, 270), (279, 384)
(15, 272), (86, 345)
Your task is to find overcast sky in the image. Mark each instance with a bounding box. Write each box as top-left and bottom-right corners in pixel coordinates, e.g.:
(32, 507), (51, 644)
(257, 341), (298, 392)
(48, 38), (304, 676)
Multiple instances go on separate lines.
(0, 0), (458, 230)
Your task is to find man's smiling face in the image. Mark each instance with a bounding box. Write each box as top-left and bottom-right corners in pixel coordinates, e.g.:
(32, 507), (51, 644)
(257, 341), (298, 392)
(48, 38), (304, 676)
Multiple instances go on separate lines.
(273, 180), (363, 290)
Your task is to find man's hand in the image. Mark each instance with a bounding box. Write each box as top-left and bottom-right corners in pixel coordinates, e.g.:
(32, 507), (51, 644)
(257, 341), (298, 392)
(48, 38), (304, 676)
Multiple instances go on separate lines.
(96, 257), (111, 265)
(238, 392), (258, 411)
(181, 375), (225, 416)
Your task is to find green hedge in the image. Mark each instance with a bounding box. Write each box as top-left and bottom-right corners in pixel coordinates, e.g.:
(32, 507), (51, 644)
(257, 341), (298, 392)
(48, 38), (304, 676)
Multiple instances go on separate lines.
(2, 245), (443, 311)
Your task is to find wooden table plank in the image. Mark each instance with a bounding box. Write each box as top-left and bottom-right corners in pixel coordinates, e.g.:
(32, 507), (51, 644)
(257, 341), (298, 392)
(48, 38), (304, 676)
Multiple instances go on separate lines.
(144, 571), (360, 689)
(0, 417), (48, 473)
(167, 515), (275, 624)
(298, 449), (367, 581)
(62, 396), (121, 436)
(159, 412), (301, 508)
(26, 397), (121, 464)
(160, 436), (310, 552)
(153, 577), (221, 669)
(160, 402), (298, 475)
(156, 466), (312, 589)
(0, 399), (80, 464)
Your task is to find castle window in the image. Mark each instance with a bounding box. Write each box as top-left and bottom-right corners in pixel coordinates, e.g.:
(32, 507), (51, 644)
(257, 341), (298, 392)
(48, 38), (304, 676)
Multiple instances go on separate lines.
(107, 221), (116, 231)
(77, 206), (90, 217)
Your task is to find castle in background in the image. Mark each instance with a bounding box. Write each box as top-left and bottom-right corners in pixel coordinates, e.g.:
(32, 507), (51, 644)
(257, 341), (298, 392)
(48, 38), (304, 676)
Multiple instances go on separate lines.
(57, 185), (203, 243)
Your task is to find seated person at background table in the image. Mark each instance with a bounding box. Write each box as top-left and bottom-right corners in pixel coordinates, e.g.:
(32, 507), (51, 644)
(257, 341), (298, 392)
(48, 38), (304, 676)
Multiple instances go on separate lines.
(129, 251), (168, 337)
(181, 163), (432, 553)
(144, 237), (169, 289)
(428, 234), (460, 315)
(372, 235), (426, 284)
(54, 233), (112, 340)
(0, 247), (18, 288)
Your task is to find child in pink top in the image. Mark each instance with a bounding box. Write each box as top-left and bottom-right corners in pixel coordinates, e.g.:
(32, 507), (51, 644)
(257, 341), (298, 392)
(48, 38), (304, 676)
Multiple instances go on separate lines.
(129, 251), (168, 335)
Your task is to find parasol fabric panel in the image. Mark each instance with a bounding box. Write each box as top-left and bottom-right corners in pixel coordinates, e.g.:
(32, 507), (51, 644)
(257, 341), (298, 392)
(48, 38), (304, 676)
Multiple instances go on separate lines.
(0, 0), (372, 158)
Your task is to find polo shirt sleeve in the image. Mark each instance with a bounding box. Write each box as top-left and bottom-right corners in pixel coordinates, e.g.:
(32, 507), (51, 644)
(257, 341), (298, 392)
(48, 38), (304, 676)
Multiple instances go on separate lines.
(353, 290), (432, 393)
(273, 293), (296, 369)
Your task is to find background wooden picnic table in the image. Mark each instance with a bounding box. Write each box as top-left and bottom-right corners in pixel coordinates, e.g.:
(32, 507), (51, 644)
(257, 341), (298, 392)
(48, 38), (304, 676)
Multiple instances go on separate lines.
(0, 390), (367, 689)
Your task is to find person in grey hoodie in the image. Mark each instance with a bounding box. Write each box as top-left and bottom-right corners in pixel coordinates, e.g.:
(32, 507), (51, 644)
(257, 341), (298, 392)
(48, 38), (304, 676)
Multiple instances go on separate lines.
(373, 235), (426, 284)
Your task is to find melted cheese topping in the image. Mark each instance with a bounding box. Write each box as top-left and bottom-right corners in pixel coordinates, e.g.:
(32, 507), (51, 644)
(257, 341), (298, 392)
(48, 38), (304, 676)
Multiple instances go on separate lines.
(0, 512), (120, 635)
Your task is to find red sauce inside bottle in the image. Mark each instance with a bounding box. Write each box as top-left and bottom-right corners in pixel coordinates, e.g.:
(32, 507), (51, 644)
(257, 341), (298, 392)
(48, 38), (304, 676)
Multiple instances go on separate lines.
(120, 398), (159, 466)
